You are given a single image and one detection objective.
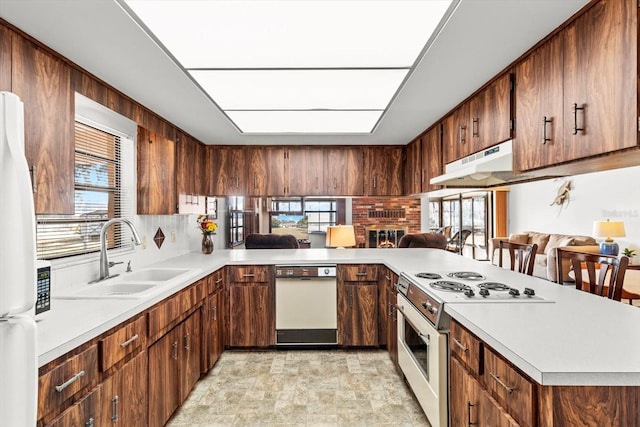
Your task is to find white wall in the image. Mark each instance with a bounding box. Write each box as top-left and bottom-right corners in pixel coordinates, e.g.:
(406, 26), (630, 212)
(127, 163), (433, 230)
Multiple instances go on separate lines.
(508, 165), (640, 253)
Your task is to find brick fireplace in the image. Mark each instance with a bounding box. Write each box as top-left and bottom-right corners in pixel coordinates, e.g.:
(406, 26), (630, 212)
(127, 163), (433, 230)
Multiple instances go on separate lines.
(351, 197), (421, 248)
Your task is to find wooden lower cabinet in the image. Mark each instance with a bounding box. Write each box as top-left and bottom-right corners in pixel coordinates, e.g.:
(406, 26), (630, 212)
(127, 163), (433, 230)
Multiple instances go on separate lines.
(203, 286), (225, 372)
(100, 351), (147, 426)
(450, 356), (517, 427)
(338, 282), (378, 346)
(46, 384), (102, 427)
(228, 283), (274, 347)
(148, 309), (202, 427)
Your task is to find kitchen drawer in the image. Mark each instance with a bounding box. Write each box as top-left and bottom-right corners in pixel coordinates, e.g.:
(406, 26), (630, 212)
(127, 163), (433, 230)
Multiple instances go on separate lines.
(45, 384), (102, 427)
(206, 270), (225, 294)
(228, 265), (272, 283)
(339, 264), (379, 281)
(148, 281), (206, 338)
(450, 320), (482, 375)
(484, 346), (535, 427)
(38, 344), (99, 420)
(98, 315), (146, 371)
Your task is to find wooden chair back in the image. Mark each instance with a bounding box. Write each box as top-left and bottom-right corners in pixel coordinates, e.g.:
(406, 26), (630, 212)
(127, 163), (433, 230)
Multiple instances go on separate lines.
(556, 248), (629, 301)
(446, 229), (472, 254)
(498, 240), (538, 276)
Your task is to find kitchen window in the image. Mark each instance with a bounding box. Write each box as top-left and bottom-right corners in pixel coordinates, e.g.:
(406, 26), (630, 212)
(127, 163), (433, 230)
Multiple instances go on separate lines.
(36, 121), (133, 259)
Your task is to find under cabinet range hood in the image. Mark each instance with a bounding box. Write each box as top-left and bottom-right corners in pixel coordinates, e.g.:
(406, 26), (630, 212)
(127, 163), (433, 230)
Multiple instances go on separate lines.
(430, 140), (522, 187)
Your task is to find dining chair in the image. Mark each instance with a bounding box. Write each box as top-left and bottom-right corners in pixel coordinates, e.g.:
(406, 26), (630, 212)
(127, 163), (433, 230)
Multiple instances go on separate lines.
(445, 229), (472, 255)
(555, 248), (629, 301)
(498, 240), (538, 276)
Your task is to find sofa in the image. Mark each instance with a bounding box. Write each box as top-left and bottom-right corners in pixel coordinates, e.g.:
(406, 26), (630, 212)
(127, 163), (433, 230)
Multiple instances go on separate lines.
(398, 233), (448, 249)
(489, 231), (599, 282)
(244, 234), (300, 249)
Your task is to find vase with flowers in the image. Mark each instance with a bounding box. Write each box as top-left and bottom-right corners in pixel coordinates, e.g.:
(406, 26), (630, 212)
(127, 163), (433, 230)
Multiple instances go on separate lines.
(197, 215), (217, 254)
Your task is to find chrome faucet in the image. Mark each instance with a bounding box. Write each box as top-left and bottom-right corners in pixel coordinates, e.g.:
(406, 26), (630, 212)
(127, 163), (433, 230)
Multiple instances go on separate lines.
(95, 218), (142, 282)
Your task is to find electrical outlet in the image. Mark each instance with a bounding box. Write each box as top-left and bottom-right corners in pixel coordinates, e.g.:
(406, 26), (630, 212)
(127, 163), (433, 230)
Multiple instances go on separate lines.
(171, 231), (176, 243)
(141, 235), (147, 249)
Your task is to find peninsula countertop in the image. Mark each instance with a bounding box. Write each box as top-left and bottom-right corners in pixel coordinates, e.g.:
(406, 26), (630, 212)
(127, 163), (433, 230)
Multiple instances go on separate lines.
(39, 248), (640, 386)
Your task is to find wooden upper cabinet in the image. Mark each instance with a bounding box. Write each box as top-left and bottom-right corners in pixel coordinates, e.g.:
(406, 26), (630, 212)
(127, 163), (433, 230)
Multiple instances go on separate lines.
(137, 126), (176, 215)
(514, 35), (565, 172)
(0, 25), (11, 91)
(404, 138), (422, 195)
(247, 146), (287, 196)
(209, 146), (246, 195)
(442, 103), (471, 164)
(562, 0), (637, 161)
(324, 147), (364, 196)
(421, 125), (442, 192)
(288, 147), (324, 196)
(176, 132), (205, 196)
(12, 34), (74, 214)
(469, 73), (512, 153)
(364, 146), (403, 196)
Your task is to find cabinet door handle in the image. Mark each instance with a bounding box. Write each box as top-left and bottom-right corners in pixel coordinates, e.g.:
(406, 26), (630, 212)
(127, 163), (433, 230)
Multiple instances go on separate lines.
(55, 370), (85, 392)
(215, 278), (223, 284)
(373, 176), (377, 188)
(253, 176), (257, 189)
(315, 176), (319, 189)
(111, 395), (119, 422)
(387, 301), (392, 316)
(172, 341), (178, 360)
(184, 333), (190, 350)
(86, 417), (95, 427)
(489, 371), (514, 394)
(421, 169), (425, 184)
(120, 334), (139, 348)
(459, 125), (467, 144)
(467, 401), (476, 426)
(259, 295), (264, 310)
(333, 177), (337, 189)
(472, 118), (479, 138)
(452, 337), (468, 352)
(542, 116), (552, 144)
(29, 165), (37, 193)
(572, 103), (585, 135)
(212, 305), (217, 321)
(235, 176), (239, 188)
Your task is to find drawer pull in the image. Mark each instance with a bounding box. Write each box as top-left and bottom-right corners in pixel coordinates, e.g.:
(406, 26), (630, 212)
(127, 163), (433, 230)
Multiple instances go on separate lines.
(55, 370), (85, 392)
(452, 337), (468, 352)
(120, 334), (139, 348)
(215, 278), (223, 284)
(467, 401), (476, 426)
(489, 371), (514, 394)
(242, 273), (255, 278)
(355, 272), (367, 276)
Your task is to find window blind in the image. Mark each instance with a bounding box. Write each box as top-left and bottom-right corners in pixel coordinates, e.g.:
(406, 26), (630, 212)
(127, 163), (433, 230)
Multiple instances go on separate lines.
(37, 122), (133, 259)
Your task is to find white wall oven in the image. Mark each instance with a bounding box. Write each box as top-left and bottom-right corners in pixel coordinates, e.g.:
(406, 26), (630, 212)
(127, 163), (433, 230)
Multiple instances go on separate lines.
(396, 278), (448, 427)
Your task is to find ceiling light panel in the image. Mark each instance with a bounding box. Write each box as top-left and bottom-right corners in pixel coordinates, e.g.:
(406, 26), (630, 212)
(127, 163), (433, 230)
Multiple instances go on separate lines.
(188, 69), (409, 110)
(124, 1), (453, 68)
(226, 111), (383, 134)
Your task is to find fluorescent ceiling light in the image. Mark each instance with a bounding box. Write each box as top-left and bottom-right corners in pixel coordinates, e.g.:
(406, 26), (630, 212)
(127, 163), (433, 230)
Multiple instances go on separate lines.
(226, 111), (383, 134)
(188, 69), (409, 110)
(122, 0), (454, 134)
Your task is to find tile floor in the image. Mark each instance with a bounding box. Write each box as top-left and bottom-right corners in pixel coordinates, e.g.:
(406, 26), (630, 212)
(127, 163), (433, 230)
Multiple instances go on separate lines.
(167, 349), (431, 426)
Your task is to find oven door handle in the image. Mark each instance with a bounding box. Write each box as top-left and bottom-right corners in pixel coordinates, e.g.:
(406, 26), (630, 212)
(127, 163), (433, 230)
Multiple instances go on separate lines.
(396, 304), (431, 347)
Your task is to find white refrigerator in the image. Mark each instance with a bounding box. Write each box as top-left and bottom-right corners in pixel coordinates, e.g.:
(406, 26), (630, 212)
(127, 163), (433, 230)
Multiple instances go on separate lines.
(0, 91), (38, 426)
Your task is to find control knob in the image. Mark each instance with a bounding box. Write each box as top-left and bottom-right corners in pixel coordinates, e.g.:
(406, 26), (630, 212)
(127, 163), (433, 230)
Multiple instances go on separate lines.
(422, 301), (437, 314)
(524, 287), (535, 297)
(479, 289), (490, 297)
(509, 288), (520, 297)
(324, 268), (330, 275)
(464, 289), (475, 298)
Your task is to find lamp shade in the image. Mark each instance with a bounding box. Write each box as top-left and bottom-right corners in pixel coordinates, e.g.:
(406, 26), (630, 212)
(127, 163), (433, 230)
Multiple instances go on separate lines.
(592, 220), (626, 240)
(593, 219), (625, 256)
(326, 225), (356, 248)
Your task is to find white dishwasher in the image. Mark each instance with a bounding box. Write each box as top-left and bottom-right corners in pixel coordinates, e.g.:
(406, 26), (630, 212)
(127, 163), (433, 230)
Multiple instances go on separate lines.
(275, 265), (337, 346)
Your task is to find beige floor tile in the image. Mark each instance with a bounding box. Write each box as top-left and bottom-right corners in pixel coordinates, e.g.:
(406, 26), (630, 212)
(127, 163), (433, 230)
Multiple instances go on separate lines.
(167, 350), (431, 427)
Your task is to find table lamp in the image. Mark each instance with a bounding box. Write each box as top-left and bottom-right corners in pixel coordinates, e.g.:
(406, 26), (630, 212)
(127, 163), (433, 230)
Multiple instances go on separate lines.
(326, 225), (356, 249)
(592, 219), (626, 256)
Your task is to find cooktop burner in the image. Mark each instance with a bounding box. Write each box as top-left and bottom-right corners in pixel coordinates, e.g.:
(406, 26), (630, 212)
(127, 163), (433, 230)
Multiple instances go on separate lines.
(430, 280), (473, 293)
(447, 271), (486, 280)
(477, 282), (511, 291)
(415, 272), (442, 280)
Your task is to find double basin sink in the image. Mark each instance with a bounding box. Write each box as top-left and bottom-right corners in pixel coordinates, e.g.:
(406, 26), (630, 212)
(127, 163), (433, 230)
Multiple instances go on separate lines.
(54, 268), (201, 300)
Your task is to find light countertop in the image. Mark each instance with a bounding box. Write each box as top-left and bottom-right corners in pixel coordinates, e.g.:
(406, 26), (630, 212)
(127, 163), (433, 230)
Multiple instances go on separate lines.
(38, 248), (640, 386)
